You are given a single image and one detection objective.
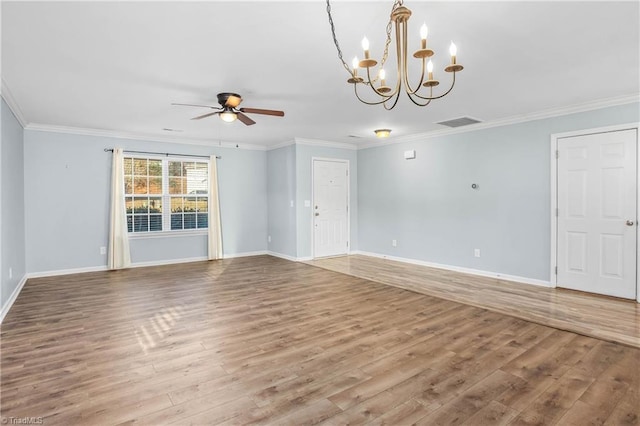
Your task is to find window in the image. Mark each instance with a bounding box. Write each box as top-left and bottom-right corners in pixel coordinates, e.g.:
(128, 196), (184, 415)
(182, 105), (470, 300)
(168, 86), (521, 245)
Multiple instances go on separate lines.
(123, 156), (209, 233)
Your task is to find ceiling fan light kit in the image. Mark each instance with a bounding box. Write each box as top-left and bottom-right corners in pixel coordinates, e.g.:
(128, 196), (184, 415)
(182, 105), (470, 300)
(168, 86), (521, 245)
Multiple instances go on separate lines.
(219, 108), (237, 123)
(326, 0), (464, 110)
(172, 92), (284, 126)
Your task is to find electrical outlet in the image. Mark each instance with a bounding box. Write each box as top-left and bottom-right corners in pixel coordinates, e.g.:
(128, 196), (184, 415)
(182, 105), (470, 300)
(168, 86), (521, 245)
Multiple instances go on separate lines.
(100, 246), (107, 255)
(392, 239), (397, 247)
(474, 249), (481, 258)
(268, 235), (272, 243)
(9, 267), (13, 280)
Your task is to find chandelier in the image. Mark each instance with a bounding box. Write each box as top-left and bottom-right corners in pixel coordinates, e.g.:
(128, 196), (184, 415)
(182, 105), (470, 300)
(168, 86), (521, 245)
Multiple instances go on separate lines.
(326, 0), (464, 110)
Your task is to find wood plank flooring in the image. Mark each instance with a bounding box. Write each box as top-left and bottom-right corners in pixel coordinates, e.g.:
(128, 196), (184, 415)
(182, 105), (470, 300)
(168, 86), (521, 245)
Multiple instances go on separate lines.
(1, 255), (638, 425)
(307, 255), (640, 349)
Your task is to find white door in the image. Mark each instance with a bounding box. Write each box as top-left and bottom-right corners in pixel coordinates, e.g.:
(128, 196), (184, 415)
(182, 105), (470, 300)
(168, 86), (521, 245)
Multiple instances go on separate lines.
(557, 129), (637, 299)
(313, 159), (349, 258)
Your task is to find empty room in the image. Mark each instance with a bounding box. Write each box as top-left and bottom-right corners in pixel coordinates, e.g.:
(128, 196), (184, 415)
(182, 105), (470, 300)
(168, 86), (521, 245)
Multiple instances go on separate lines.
(1, 1), (639, 425)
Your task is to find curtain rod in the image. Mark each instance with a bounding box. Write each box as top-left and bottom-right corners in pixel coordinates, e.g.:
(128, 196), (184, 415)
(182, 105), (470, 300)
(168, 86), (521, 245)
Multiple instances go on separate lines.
(104, 148), (221, 159)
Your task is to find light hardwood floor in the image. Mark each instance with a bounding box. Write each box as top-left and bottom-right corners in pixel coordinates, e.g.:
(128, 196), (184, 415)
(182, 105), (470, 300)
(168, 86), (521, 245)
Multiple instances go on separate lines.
(307, 255), (640, 349)
(1, 255), (638, 425)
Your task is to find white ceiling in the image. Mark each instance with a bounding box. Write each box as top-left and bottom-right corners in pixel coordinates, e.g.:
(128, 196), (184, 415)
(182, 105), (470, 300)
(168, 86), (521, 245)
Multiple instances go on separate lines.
(2, 1), (639, 149)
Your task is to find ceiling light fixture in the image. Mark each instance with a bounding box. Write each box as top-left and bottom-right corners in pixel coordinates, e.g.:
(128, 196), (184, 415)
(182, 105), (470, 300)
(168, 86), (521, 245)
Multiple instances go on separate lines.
(326, 0), (464, 110)
(374, 129), (391, 138)
(219, 108), (237, 123)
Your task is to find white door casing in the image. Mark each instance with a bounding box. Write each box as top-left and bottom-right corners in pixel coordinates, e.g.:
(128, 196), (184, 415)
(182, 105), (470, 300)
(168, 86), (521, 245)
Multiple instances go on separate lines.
(556, 128), (637, 299)
(312, 158), (349, 258)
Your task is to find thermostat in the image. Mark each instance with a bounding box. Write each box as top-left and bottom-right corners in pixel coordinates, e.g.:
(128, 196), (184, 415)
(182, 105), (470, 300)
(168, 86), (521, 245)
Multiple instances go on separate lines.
(404, 150), (416, 160)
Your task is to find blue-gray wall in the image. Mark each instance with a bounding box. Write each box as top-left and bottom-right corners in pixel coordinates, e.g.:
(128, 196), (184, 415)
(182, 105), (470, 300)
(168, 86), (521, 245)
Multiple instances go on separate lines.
(295, 143), (358, 259)
(3, 99), (638, 298)
(23, 130), (267, 273)
(1, 98), (26, 309)
(358, 102), (640, 281)
(267, 144), (297, 258)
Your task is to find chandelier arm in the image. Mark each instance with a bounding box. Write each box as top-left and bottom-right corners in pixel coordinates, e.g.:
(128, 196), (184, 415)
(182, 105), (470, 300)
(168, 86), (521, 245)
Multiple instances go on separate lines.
(353, 84), (396, 106)
(406, 91), (434, 107)
(406, 21), (428, 95)
(411, 72), (458, 100)
(383, 91), (403, 110)
(365, 65), (400, 98)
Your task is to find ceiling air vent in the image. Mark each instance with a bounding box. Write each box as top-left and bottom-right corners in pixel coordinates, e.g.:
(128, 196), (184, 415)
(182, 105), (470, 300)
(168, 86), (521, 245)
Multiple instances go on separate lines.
(436, 117), (482, 128)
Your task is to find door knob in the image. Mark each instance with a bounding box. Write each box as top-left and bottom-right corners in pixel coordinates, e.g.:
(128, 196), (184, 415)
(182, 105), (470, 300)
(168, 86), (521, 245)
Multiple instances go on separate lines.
(315, 212), (320, 216)
(626, 220), (635, 226)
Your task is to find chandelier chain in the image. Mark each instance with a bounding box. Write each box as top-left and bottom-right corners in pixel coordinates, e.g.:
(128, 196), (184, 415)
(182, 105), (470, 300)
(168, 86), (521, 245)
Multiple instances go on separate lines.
(325, 0), (352, 75)
(381, 0), (403, 70)
(326, 0), (401, 81)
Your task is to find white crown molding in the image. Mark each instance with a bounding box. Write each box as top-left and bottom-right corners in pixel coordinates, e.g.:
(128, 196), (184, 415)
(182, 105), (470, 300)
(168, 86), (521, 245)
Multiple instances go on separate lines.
(1, 78), (28, 128)
(359, 93), (640, 150)
(24, 123), (270, 151)
(267, 140), (296, 151)
(294, 137), (358, 150)
(12, 90), (638, 153)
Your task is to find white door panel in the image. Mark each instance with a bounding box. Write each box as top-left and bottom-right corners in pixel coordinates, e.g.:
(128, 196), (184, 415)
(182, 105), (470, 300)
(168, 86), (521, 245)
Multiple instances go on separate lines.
(313, 159), (349, 258)
(557, 129), (637, 299)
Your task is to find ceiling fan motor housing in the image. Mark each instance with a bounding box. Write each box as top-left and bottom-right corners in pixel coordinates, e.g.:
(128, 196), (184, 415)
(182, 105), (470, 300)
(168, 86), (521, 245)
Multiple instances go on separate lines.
(217, 92), (242, 108)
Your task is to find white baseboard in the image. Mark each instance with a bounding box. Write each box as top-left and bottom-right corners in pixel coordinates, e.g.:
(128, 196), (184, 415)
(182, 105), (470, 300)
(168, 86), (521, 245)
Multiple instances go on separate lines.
(1, 274), (29, 323)
(267, 251), (299, 262)
(24, 251), (272, 279)
(224, 251), (268, 259)
(25, 257), (208, 277)
(26, 265), (108, 279)
(129, 256), (208, 268)
(352, 251), (552, 288)
(267, 251), (313, 262)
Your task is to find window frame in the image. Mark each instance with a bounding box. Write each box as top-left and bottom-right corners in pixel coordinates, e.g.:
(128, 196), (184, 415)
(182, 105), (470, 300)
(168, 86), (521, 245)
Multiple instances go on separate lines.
(123, 154), (210, 238)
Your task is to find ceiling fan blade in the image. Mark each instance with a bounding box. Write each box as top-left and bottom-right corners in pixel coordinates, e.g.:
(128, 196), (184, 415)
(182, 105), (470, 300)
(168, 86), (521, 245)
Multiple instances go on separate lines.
(236, 112), (256, 126)
(191, 111), (220, 120)
(239, 107), (285, 117)
(172, 102), (218, 109)
(225, 95), (243, 108)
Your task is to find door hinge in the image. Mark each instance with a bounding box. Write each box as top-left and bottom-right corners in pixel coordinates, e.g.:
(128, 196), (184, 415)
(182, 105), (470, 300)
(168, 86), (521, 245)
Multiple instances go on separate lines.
(346, 170), (349, 176)
(346, 241), (349, 247)
(555, 266), (558, 275)
(556, 208), (559, 217)
(555, 150), (559, 159)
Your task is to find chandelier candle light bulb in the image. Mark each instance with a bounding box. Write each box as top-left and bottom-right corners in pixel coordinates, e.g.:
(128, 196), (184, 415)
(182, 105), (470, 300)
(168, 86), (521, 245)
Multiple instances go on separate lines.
(449, 42), (457, 63)
(348, 56), (364, 83)
(362, 37), (370, 58)
(420, 23), (428, 49)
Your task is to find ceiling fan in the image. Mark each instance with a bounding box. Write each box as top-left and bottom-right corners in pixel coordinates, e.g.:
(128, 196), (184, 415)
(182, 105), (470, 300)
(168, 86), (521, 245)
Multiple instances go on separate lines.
(172, 92), (284, 126)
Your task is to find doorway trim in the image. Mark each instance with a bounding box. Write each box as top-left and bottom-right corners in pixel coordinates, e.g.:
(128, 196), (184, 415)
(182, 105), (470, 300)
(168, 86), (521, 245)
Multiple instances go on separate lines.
(550, 122), (640, 302)
(311, 157), (351, 259)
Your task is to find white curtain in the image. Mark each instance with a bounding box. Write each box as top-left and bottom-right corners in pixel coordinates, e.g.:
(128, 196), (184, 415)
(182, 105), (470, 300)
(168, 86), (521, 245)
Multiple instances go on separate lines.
(108, 148), (131, 270)
(208, 156), (223, 260)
